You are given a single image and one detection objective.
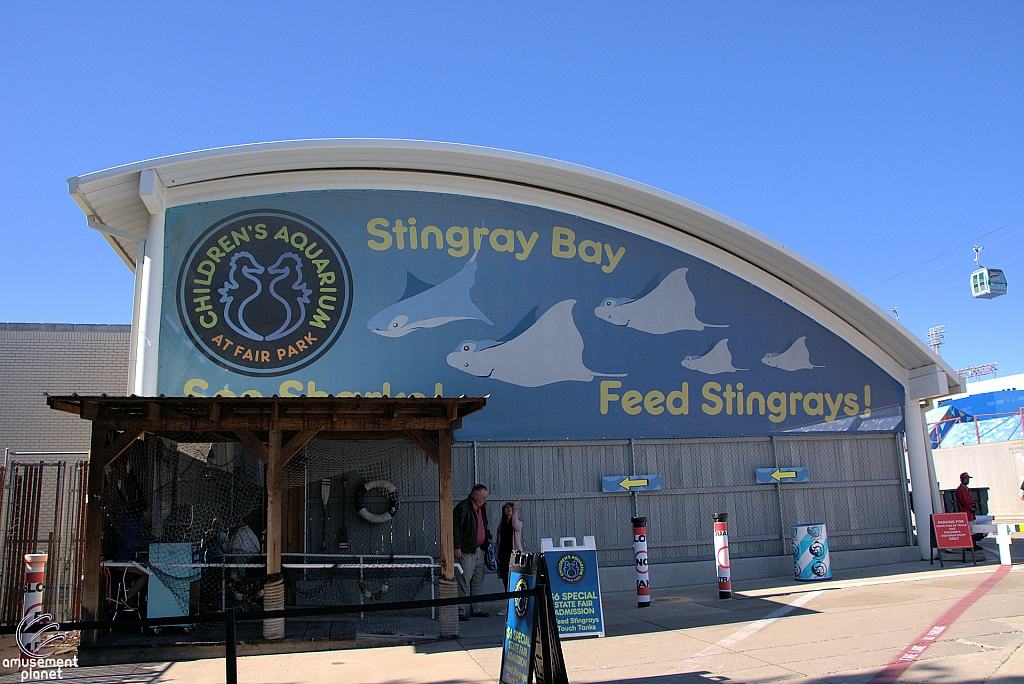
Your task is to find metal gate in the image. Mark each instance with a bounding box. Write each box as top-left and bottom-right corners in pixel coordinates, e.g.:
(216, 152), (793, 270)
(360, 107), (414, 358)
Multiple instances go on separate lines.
(0, 451), (88, 625)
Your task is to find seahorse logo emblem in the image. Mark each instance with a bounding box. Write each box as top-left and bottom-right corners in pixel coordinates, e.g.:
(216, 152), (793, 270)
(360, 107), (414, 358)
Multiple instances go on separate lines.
(177, 210), (352, 376)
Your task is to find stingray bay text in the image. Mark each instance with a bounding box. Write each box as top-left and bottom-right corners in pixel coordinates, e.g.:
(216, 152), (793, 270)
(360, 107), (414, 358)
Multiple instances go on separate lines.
(601, 381), (877, 424)
(367, 219), (627, 273)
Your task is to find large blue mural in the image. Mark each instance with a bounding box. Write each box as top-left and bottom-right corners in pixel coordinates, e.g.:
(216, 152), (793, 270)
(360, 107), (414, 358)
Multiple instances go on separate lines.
(160, 190), (904, 440)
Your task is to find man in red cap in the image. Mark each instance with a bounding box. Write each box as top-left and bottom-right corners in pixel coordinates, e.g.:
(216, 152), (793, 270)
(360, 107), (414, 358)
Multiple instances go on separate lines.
(955, 472), (989, 551)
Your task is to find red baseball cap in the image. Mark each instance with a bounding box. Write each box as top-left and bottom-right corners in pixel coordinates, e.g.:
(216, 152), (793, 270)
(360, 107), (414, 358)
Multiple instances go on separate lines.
(960, 472), (971, 479)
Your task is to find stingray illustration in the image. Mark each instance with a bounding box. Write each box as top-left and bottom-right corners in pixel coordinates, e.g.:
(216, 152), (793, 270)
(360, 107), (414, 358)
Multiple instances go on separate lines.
(446, 299), (626, 387)
(368, 250), (493, 337)
(680, 339), (747, 374)
(219, 252), (267, 341)
(762, 336), (823, 371)
(218, 252), (313, 342)
(594, 268), (727, 334)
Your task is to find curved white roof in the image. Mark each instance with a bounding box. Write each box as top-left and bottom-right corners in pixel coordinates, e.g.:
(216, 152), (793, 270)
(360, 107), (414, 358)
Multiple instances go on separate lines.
(67, 139), (959, 394)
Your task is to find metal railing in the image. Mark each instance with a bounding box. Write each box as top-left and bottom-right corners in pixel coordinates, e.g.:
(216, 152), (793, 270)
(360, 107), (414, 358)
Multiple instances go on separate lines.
(928, 409), (1024, 447)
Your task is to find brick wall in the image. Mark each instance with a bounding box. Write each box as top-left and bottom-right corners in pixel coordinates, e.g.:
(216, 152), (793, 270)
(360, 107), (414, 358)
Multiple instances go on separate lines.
(0, 323), (130, 453)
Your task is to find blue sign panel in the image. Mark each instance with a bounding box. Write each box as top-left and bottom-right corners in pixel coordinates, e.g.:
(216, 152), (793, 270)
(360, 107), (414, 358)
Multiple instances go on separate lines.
(756, 467), (810, 484)
(601, 474), (663, 492)
(541, 537), (605, 638)
(500, 563), (537, 684)
(160, 190), (904, 440)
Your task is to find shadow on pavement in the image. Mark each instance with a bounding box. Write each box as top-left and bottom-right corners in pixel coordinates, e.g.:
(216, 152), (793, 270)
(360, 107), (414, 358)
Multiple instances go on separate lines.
(417, 590), (821, 653)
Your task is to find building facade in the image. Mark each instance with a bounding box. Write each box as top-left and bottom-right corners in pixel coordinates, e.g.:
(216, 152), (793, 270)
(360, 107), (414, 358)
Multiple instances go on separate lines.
(64, 141), (961, 573)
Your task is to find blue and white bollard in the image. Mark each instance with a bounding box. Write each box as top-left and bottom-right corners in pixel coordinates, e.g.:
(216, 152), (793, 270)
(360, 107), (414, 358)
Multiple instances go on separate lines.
(793, 523), (831, 581)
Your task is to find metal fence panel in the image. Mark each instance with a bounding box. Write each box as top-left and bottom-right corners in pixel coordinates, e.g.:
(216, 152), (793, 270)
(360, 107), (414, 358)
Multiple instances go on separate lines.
(460, 432), (909, 568)
(0, 454), (88, 625)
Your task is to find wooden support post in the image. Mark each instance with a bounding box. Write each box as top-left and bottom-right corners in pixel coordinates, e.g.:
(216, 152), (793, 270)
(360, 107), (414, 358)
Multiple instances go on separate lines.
(438, 427), (454, 581)
(82, 427), (107, 630)
(266, 429), (282, 575)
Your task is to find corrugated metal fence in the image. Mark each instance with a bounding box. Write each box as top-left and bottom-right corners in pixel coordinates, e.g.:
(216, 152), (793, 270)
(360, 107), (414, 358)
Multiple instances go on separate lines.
(453, 433), (911, 568)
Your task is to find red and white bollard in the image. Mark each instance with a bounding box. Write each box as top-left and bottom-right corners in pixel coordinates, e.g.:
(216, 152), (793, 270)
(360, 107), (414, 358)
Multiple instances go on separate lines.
(22, 553), (48, 651)
(632, 516), (651, 608)
(713, 513), (732, 599)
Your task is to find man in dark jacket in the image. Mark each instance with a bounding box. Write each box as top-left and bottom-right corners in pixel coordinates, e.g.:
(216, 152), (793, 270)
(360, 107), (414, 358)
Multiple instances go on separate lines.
(453, 484), (491, 619)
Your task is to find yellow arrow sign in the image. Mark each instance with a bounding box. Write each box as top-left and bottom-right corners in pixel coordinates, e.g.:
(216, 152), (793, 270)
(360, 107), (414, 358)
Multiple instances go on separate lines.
(771, 469), (798, 482)
(619, 476), (650, 491)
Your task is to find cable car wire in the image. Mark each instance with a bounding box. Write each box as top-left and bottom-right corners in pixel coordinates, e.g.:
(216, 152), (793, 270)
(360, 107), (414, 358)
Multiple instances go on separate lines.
(871, 223), (1024, 297)
(902, 247), (1024, 306)
(860, 214), (1024, 293)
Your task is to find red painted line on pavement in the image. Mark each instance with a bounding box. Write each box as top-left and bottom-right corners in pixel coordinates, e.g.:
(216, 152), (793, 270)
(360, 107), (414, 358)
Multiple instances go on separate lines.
(868, 564), (1011, 684)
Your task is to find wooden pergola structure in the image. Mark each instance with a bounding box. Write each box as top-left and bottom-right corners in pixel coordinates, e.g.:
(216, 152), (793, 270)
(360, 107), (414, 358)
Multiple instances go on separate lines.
(47, 395), (486, 628)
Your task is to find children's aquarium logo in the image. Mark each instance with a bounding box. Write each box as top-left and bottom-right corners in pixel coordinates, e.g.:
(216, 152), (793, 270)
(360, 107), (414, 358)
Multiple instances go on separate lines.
(557, 553), (585, 583)
(177, 210), (353, 376)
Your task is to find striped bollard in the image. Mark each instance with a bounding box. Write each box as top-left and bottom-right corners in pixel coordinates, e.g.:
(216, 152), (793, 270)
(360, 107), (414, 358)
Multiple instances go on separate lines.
(713, 513), (732, 599)
(22, 553), (48, 651)
(632, 516), (650, 607)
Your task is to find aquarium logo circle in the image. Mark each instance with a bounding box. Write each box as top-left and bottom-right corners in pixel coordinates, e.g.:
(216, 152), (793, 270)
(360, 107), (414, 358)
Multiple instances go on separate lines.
(513, 577), (530, 619)
(177, 210), (353, 376)
(557, 554), (585, 584)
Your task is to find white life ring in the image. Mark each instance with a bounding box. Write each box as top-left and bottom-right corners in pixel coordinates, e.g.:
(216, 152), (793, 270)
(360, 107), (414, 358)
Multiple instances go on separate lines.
(356, 479), (399, 524)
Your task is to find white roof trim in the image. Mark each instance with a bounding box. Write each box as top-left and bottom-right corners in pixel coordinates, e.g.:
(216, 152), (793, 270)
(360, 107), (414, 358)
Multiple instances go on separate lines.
(67, 138), (960, 392)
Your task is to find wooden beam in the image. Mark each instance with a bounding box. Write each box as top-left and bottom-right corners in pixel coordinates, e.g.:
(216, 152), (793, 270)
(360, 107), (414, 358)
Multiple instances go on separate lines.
(404, 429), (439, 464)
(266, 429), (283, 575)
(81, 427), (107, 632)
(147, 402), (161, 421)
(315, 430), (409, 441)
(234, 429), (269, 463)
(208, 402), (221, 422)
(281, 429), (318, 466)
(437, 428), (454, 581)
(97, 429), (144, 468)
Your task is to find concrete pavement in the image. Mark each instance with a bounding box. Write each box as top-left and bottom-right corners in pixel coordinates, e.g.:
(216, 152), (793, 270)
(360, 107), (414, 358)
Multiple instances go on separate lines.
(3, 549), (1023, 683)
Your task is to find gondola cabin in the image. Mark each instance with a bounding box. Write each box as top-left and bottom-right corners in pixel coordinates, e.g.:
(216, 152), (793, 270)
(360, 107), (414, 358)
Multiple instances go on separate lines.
(971, 266), (1007, 299)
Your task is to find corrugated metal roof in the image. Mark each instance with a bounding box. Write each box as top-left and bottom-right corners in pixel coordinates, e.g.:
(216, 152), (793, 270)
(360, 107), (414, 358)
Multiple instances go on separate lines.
(67, 139), (960, 391)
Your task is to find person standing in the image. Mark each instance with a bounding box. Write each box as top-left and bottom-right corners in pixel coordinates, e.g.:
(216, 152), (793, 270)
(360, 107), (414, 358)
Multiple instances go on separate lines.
(453, 484), (491, 620)
(955, 472), (992, 551)
(496, 501), (523, 617)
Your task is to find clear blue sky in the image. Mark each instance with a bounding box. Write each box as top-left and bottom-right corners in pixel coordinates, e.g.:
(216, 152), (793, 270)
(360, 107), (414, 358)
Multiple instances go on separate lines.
(1, 3), (1021, 376)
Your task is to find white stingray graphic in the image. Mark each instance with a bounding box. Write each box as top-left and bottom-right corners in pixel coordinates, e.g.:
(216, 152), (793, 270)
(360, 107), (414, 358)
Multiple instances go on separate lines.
(762, 337), (823, 371)
(446, 299), (625, 387)
(681, 339), (746, 374)
(594, 268), (726, 334)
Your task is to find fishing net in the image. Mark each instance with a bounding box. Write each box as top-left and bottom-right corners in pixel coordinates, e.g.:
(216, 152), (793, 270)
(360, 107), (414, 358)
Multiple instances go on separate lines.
(103, 436), (266, 620)
(103, 435), (441, 636)
(282, 438), (440, 635)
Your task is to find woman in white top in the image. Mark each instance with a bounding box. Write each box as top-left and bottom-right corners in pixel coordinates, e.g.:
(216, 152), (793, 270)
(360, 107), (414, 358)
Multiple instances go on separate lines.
(496, 501), (523, 616)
